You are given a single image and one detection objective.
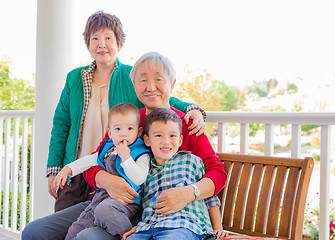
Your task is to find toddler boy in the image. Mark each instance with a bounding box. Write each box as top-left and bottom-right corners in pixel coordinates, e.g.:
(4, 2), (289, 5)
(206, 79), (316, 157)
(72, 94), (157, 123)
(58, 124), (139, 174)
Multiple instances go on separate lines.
(54, 102), (151, 239)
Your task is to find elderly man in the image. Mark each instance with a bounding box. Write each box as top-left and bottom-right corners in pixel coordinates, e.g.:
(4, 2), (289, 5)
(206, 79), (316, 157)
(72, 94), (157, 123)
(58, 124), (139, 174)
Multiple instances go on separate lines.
(81, 52), (227, 239)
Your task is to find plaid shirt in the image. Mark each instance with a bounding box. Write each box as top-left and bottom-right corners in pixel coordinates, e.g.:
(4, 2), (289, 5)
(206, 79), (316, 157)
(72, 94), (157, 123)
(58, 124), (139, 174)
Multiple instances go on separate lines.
(136, 151), (220, 237)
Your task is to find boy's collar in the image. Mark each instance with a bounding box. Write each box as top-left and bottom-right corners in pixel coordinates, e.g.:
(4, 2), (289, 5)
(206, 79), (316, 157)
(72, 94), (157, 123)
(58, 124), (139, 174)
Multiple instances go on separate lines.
(150, 151), (191, 167)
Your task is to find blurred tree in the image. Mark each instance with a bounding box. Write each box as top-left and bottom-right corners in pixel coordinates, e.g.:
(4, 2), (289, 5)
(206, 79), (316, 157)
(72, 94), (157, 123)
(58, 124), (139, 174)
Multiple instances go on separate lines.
(287, 82), (298, 94)
(173, 65), (245, 144)
(0, 56), (35, 110)
(173, 65), (244, 111)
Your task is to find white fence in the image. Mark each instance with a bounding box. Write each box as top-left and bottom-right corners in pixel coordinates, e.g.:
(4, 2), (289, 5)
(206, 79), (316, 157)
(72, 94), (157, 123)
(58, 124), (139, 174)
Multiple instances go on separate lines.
(207, 111), (335, 240)
(0, 110), (334, 239)
(0, 110), (34, 239)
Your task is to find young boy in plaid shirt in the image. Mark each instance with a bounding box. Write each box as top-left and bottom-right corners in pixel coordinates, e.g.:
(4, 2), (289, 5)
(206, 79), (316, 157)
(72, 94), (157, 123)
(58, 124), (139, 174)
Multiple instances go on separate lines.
(123, 108), (226, 240)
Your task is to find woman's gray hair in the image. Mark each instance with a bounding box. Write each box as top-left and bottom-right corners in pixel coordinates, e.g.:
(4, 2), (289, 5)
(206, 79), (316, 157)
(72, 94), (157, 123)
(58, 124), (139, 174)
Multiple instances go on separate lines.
(129, 52), (176, 84)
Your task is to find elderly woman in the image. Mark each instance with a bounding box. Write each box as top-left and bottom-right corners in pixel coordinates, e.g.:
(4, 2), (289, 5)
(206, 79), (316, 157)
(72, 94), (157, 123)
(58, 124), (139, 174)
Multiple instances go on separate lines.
(80, 52), (227, 240)
(47, 11), (205, 212)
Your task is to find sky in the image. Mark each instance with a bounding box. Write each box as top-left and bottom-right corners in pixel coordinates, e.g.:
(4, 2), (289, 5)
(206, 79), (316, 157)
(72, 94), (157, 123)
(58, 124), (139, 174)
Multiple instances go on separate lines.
(1, 0), (335, 88)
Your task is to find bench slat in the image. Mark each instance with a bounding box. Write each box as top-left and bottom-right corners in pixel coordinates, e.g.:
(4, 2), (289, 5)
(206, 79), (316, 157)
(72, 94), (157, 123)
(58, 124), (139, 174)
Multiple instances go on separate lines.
(224, 162), (243, 226)
(244, 164), (264, 231)
(233, 163), (253, 228)
(266, 166), (287, 235)
(278, 167), (300, 237)
(254, 165), (275, 233)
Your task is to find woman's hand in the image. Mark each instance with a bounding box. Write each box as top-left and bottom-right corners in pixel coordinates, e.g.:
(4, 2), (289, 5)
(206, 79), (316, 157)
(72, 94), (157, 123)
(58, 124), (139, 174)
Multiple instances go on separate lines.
(153, 186), (194, 215)
(47, 175), (58, 199)
(184, 109), (206, 136)
(122, 226), (136, 240)
(95, 170), (139, 204)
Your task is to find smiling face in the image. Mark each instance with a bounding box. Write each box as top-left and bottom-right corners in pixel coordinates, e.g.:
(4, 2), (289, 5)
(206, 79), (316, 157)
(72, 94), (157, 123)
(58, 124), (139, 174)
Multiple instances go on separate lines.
(144, 120), (183, 166)
(108, 112), (142, 146)
(89, 28), (119, 67)
(133, 61), (176, 112)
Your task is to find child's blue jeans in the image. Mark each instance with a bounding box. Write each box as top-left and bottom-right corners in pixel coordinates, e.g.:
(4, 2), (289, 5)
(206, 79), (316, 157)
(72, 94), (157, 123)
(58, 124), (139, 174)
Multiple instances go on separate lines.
(126, 227), (202, 240)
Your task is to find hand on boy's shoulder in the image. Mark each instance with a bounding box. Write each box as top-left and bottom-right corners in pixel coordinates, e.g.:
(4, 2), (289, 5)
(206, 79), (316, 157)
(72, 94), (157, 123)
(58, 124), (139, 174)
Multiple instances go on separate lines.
(115, 140), (131, 161)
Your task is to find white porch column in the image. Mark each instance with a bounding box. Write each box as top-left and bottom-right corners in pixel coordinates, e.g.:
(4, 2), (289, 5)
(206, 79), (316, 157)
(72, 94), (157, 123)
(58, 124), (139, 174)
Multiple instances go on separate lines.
(34, 0), (73, 219)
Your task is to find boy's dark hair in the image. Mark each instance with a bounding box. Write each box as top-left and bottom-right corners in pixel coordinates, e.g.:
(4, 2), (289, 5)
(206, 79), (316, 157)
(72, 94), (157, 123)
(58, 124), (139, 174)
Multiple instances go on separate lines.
(145, 108), (182, 136)
(108, 102), (140, 126)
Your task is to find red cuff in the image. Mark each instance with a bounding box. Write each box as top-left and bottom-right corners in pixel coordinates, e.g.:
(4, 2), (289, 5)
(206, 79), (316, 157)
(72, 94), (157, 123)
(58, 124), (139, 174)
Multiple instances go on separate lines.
(84, 132), (110, 188)
(83, 165), (105, 189)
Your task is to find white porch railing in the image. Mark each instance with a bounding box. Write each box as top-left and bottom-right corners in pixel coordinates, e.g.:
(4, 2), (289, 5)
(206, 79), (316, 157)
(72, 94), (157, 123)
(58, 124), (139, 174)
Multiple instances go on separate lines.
(0, 110), (34, 239)
(0, 110), (334, 239)
(207, 111), (335, 240)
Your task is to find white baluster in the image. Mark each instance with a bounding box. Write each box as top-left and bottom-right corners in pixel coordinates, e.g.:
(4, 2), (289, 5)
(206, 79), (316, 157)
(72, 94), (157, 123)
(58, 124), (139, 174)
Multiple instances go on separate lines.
(319, 125), (330, 240)
(264, 124), (274, 156)
(240, 123), (249, 154)
(291, 124), (301, 158)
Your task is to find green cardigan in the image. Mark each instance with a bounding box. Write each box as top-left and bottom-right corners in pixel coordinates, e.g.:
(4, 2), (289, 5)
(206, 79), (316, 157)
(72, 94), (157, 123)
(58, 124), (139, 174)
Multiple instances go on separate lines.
(47, 59), (191, 170)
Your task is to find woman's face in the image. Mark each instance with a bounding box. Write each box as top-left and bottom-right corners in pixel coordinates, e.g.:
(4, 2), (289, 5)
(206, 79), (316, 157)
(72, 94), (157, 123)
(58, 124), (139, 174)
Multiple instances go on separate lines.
(133, 61), (176, 111)
(89, 28), (119, 67)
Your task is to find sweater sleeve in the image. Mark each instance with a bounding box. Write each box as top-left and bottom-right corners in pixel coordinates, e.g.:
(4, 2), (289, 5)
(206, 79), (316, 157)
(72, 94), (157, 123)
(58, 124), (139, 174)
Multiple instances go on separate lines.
(47, 78), (72, 170)
(183, 120), (228, 196)
(169, 96), (193, 113)
(83, 165), (104, 189)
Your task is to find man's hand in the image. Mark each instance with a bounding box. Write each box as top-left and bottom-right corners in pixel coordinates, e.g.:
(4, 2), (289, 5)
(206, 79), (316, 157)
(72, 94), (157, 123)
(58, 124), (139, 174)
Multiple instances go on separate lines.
(153, 186), (194, 215)
(184, 109), (206, 136)
(47, 175), (58, 199)
(96, 170), (139, 204)
(115, 140), (131, 162)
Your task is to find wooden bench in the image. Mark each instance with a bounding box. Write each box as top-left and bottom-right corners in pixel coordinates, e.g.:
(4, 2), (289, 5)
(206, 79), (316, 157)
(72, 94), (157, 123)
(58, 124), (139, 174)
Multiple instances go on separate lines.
(216, 153), (314, 240)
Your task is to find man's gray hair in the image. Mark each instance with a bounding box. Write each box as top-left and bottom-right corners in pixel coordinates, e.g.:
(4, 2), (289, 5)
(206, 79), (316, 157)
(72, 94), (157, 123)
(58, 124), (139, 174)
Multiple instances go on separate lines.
(129, 52), (176, 84)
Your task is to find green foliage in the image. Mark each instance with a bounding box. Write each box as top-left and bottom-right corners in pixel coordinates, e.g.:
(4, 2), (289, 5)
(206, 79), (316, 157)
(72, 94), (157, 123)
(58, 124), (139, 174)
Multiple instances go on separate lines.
(211, 80), (243, 111)
(304, 197), (335, 239)
(0, 56), (35, 110)
(249, 123), (264, 137)
(302, 125), (320, 134)
(287, 82), (298, 94)
(274, 144), (282, 150)
(174, 66), (245, 140)
(312, 153), (320, 161)
(247, 79), (278, 98)
(174, 66), (244, 111)
(246, 78), (298, 99)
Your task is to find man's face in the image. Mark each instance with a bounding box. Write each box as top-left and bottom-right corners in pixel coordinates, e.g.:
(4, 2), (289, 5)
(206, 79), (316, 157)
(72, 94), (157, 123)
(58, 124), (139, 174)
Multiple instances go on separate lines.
(133, 61), (176, 111)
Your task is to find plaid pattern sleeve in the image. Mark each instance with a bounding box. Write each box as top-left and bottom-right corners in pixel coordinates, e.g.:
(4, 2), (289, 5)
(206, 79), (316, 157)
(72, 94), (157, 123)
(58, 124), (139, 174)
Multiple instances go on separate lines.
(136, 151), (216, 237)
(46, 166), (62, 177)
(204, 195), (221, 209)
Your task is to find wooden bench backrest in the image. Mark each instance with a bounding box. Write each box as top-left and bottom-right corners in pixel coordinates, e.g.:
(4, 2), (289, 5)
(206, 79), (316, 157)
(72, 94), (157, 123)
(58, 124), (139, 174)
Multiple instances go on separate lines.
(216, 153), (314, 240)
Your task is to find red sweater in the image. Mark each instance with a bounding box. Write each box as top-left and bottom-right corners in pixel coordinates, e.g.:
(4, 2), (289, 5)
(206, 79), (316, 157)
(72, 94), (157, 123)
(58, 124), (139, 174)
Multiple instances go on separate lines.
(83, 107), (227, 196)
